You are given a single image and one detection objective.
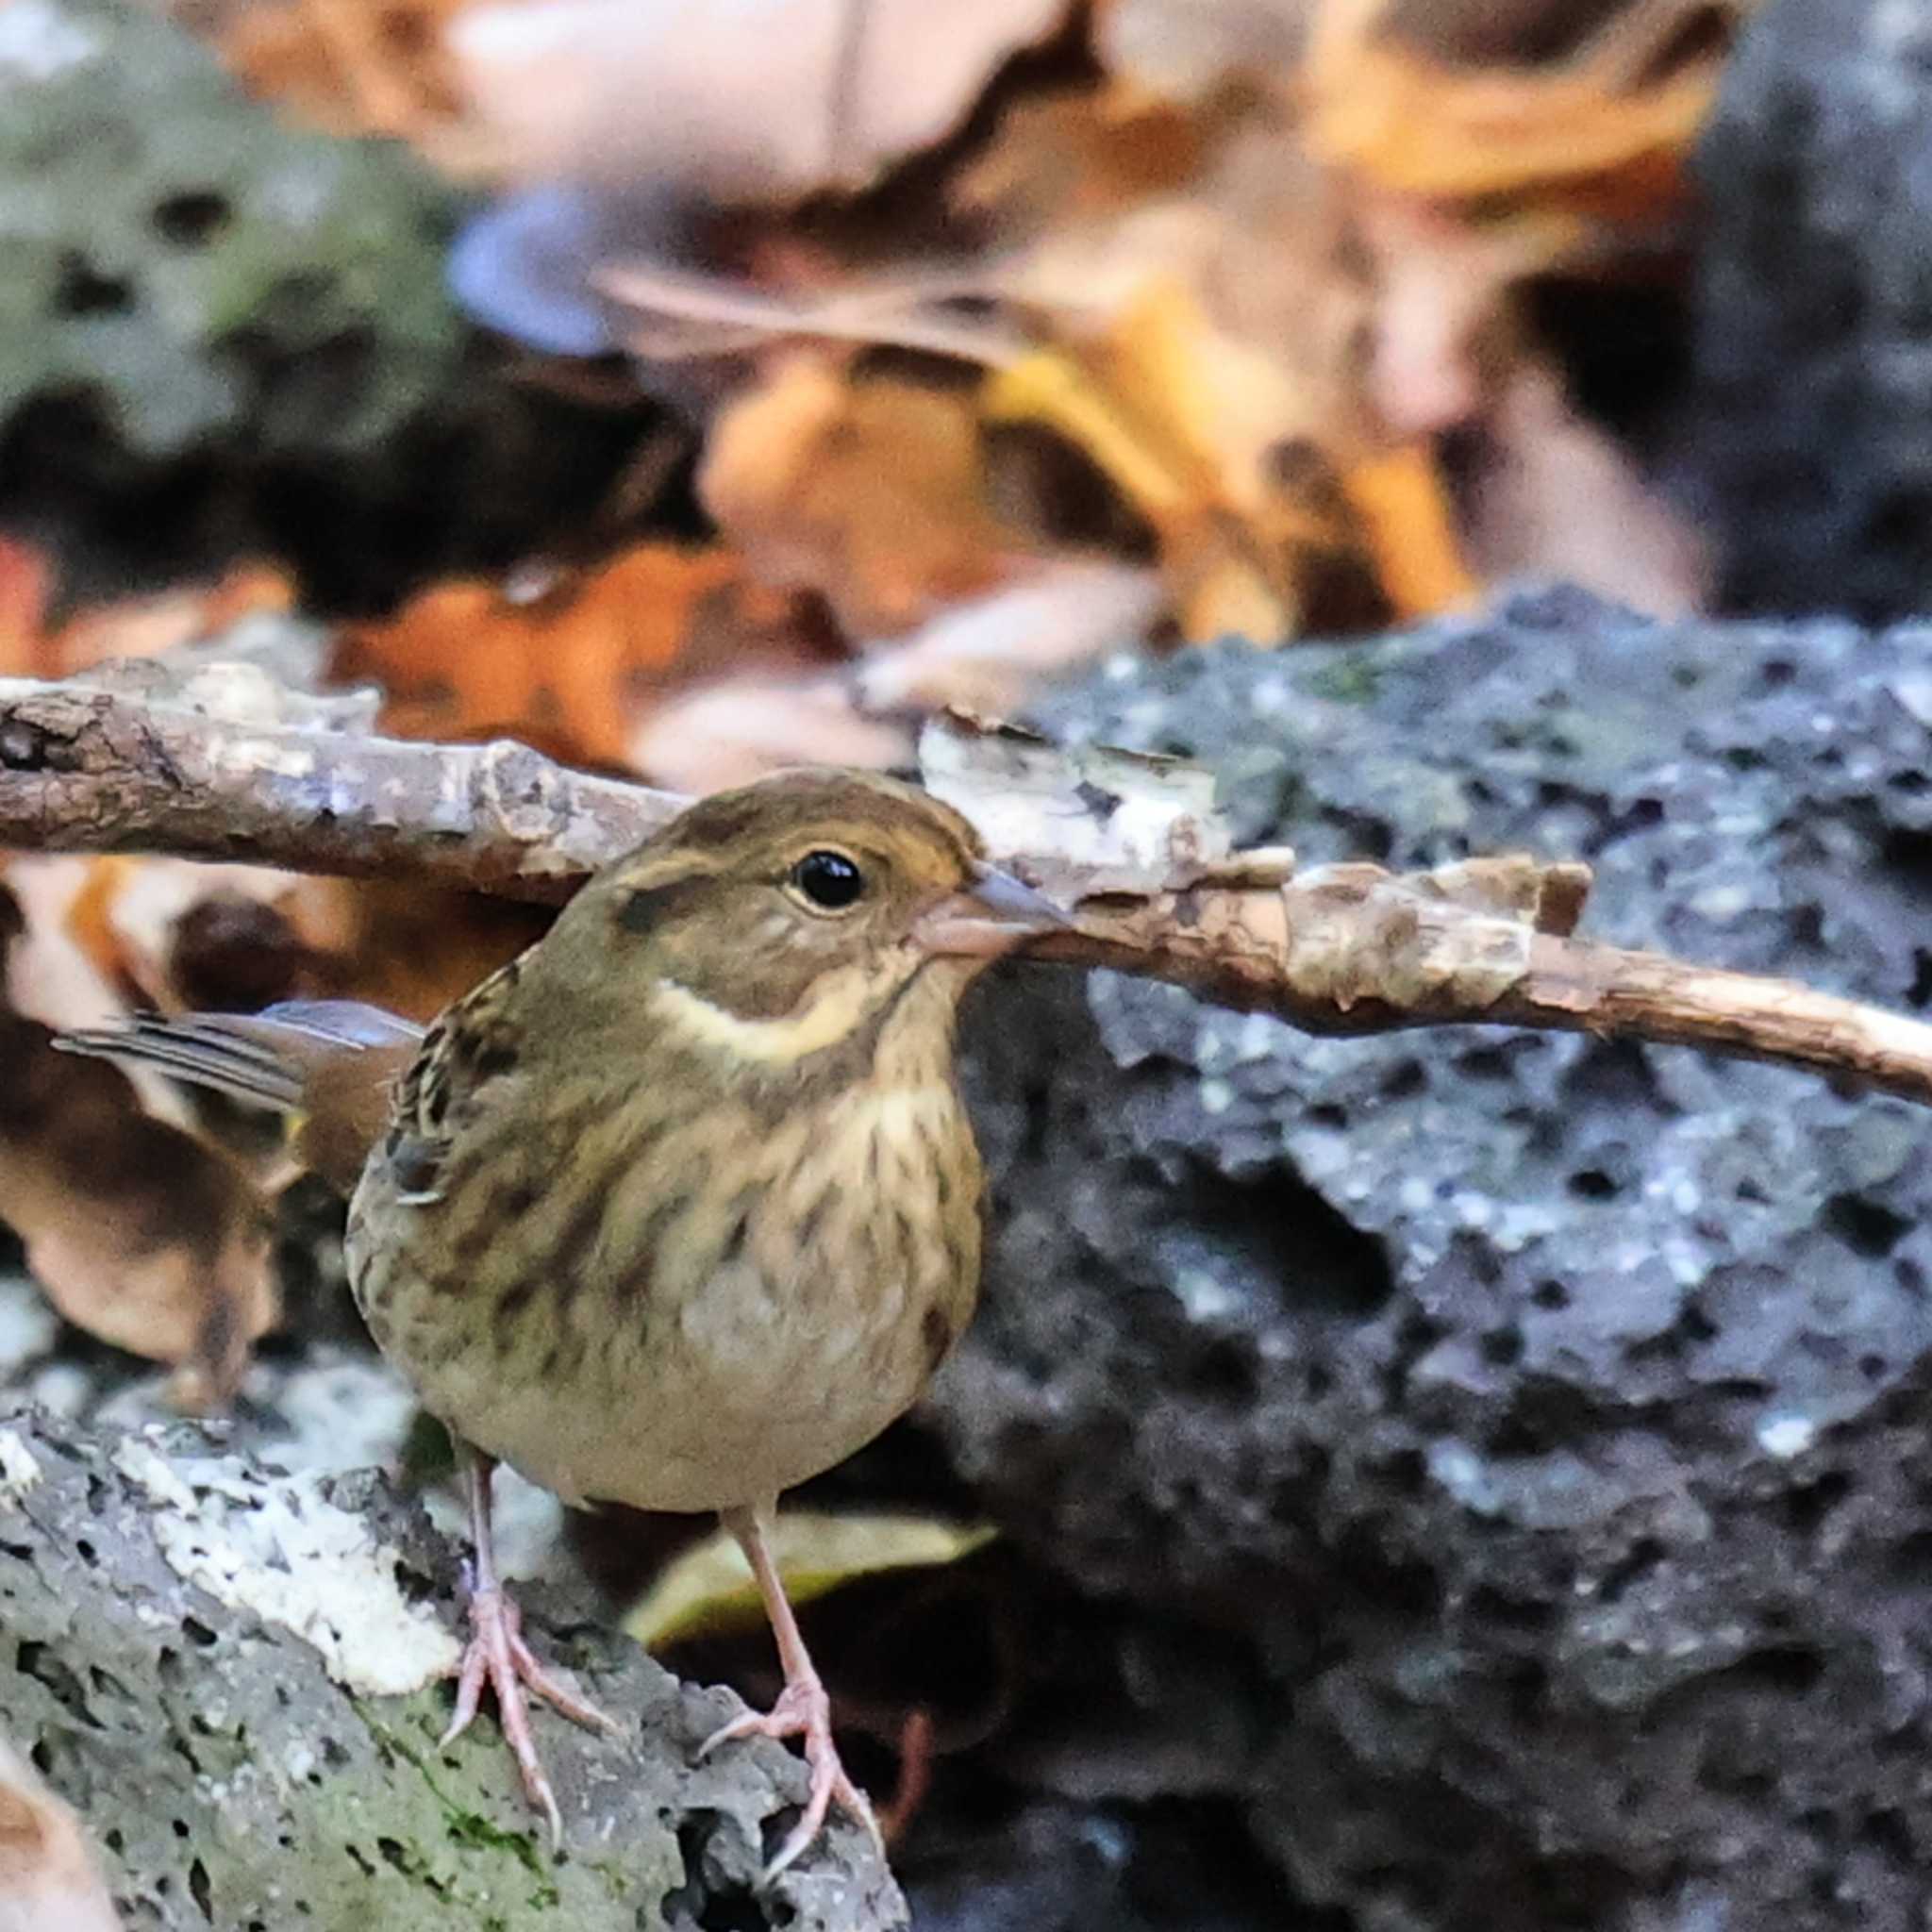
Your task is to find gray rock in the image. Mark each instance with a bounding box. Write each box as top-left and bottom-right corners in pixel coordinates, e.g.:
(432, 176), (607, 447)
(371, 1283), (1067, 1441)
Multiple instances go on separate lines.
(934, 588), (1932, 1927)
(1690, 0), (1932, 619)
(0, 1406), (904, 1931)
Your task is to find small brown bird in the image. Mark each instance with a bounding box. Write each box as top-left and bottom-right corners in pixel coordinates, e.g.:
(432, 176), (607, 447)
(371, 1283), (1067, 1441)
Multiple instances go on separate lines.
(59, 769), (1063, 1878)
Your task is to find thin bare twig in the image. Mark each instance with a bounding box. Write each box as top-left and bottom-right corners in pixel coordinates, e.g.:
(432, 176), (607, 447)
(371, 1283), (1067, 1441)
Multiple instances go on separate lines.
(5, 675), (1932, 1106)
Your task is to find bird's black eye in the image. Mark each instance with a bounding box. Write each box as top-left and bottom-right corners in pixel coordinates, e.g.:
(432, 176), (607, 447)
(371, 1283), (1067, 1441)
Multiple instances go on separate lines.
(791, 849), (865, 910)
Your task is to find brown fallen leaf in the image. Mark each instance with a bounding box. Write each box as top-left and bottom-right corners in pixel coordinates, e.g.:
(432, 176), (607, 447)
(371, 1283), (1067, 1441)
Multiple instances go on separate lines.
(0, 885), (275, 1406)
(699, 355), (1025, 640)
(962, 90), (1475, 636)
(951, 85), (1209, 234)
(0, 1732), (121, 1932)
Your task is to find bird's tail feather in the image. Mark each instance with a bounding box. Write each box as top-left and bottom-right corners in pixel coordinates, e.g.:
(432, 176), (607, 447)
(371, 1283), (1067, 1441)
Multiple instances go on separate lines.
(56, 1000), (425, 1117)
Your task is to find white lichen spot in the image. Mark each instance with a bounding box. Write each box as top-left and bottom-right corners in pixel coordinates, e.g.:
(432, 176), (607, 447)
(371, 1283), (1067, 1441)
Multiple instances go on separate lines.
(1688, 883), (1754, 924)
(1426, 1440), (1503, 1517)
(1492, 1204), (1559, 1253)
(1757, 1415), (1815, 1460)
(0, 0), (100, 81)
(0, 1277), (58, 1374)
(1198, 1076), (1234, 1116)
(114, 1438), (199, 1513)
(1172, 1268), (1237, 1323)
(27, 1363), (90, 1419)
(1234, 1011), (1285, 1063)
(0, 1429), (41, 1505)
(1398, 1175), (1434, 1213)
(116, 1432), (460, 1695)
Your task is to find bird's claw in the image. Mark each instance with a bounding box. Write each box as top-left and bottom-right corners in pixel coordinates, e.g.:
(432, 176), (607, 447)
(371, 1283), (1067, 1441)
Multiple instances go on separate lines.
(698, 1674), (879, 1885)
(441, 1585), (619, 1848)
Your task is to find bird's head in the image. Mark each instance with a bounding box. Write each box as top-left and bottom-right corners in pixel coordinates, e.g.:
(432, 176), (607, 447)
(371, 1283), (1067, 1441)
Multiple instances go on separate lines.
(534, 769), (1064, 1073)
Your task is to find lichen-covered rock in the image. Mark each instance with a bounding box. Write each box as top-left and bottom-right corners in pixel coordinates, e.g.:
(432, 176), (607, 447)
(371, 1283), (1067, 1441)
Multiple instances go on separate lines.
(0, 1408), (905, 1931)
(0, 0), (458, 458)
(0, 0), (658, 608)
(937, 588), (1932, 1927)
(1690, 0), (1932, 620)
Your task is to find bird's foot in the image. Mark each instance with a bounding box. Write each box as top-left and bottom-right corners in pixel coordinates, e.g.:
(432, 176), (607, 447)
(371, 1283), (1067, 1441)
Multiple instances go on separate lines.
(441, 1583), (618, 1847)
(699, 1670), (879, 1884)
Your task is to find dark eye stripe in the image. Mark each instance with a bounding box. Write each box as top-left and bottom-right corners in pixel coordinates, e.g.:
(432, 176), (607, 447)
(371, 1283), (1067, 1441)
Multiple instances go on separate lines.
(614, 874), (708, 934)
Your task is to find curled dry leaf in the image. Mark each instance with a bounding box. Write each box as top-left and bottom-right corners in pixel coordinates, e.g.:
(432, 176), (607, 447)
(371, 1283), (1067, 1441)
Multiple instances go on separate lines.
(986, 275), (1341, 641)
(0, 1731), (121, 1932)
(1305, 0), (1755, 212)
(0, 886), (275, 1406)
(699, 356), (1022, 639)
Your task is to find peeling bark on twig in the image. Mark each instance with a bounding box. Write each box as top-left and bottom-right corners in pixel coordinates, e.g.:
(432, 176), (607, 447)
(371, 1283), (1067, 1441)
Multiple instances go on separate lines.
(0, 676), (675, 903)
(6, 673), (1932, 1107)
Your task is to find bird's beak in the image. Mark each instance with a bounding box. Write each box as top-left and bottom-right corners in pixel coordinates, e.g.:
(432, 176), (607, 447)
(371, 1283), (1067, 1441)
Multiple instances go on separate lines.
(915, 861), (1071, 959)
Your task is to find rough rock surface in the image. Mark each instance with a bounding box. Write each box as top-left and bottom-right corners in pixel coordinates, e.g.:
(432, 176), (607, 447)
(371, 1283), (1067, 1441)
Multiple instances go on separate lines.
(1690, 0), (1932, 620)
(935, 587), (1932, 1928)
(0, 1407), (904, 1931)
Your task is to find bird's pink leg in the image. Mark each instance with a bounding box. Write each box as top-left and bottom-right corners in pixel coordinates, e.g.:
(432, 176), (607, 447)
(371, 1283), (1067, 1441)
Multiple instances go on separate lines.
(699, 1504), (881, 1883)
(441, 1447), (617, 1845)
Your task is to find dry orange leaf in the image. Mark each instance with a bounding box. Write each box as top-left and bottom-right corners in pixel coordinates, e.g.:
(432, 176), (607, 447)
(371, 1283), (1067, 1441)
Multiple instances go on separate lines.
(1306, 0), (1751, 211)
(0, 540), (292, 682)
(1340, 446), (1479, 620)
(700, 357), (1020, 641)
(333, 543), (827, 768)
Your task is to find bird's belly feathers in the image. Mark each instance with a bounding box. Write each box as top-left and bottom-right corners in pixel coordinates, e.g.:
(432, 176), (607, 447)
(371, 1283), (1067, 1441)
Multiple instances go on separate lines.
(453, 1256), (952, 1511)
(347, 1083), (981, 1514)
